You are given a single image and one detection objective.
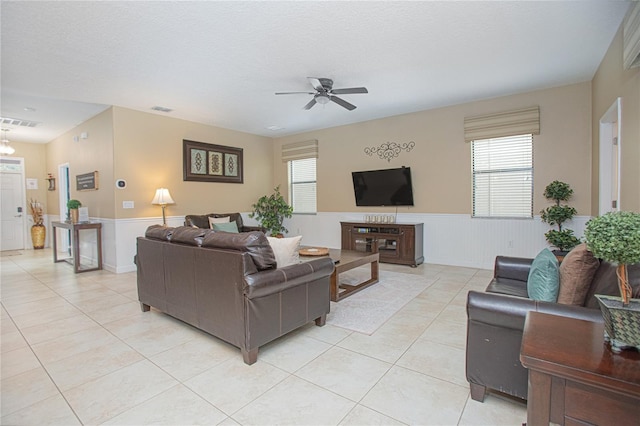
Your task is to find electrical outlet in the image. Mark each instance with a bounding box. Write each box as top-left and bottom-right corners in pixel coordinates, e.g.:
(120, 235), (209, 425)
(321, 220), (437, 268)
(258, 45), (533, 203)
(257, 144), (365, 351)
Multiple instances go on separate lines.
(123, 201), (134, 209)
(508, 240), (514, 248)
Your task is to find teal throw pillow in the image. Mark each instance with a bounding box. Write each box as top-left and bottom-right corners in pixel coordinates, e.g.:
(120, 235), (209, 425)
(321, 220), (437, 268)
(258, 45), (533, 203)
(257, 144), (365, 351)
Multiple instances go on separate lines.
(527, 248), (560, 302)
(212, 222), (239, 233)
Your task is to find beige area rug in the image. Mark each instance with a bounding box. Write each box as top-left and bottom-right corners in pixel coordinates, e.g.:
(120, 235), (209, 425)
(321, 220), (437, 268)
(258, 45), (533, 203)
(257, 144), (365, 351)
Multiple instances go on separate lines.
(327, 269), (435, 335)
(0, 250), (23, 257)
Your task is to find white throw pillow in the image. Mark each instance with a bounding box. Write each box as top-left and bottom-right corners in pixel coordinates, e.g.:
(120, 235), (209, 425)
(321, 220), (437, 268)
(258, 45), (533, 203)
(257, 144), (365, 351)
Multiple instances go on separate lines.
(208, 216), (231, 228)
(267, 235), (302, 268)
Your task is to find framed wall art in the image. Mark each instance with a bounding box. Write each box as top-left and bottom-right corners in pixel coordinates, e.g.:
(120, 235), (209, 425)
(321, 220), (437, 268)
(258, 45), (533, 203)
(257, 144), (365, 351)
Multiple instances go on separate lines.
(183, 140), (243, 183)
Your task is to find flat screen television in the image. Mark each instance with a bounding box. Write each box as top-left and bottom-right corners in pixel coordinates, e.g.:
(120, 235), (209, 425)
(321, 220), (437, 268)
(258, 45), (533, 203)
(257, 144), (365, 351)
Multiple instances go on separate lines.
(352, 167), (414, 206)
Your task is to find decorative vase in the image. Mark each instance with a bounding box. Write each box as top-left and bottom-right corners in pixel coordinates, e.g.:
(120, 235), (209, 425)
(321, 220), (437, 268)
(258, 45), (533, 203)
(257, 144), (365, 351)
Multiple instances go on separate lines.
(70, 208), (79, 223)
(30, 224), (46, 249)
(595, 294), (640, 353)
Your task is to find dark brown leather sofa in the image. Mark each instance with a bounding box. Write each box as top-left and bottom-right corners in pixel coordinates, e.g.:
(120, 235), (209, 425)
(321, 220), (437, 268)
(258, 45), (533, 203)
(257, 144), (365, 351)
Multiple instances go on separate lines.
(136, 226), (334, 365)
(184, 212), (264, 232)
(466, 255), (640, 402)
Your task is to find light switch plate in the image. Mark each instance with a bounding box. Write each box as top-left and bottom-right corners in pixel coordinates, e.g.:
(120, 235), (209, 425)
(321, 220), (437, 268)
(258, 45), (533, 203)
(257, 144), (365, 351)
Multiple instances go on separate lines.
(123, 201), (134, 209)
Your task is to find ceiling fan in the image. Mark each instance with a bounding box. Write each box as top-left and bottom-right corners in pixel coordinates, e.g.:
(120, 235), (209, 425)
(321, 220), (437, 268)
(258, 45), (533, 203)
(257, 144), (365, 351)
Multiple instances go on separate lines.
(276, 77), (368, 111)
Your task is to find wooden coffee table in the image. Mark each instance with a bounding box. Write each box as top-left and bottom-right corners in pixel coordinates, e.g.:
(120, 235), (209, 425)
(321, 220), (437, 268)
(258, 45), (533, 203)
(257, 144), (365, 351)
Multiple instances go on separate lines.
(300, 248), (379, 302)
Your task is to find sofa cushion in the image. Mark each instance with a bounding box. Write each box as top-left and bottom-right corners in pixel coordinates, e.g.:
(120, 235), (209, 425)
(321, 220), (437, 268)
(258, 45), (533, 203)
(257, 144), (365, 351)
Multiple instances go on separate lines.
(267, 236), (302, 268)
(212, 221), (239, 233)
(557, 243), (600, 306)
(145, 225), (174, 241)
(208, 216), (230, 228)
(527, 248), (559, 302)
(202, 231), (276, 271)
(171, 226), (208, 246)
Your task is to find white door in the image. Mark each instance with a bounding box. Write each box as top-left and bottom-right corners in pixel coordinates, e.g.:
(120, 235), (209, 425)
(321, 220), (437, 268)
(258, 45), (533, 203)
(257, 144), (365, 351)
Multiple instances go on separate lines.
(1, 161), (26, 250)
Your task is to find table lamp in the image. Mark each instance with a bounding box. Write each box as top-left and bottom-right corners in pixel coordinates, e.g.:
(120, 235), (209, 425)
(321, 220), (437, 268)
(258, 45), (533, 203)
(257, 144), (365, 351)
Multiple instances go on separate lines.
(151, 188), (175, 226)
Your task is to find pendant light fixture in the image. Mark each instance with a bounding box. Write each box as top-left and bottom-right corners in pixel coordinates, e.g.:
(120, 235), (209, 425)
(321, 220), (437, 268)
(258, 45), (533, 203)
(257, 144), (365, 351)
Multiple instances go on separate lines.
(0, 129), (15, 155)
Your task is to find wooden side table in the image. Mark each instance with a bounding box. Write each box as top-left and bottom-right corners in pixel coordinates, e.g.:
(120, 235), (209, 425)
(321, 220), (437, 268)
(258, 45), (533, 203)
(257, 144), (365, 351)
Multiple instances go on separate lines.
(520, 311), (640, 426)
(52, 221), (103, 273)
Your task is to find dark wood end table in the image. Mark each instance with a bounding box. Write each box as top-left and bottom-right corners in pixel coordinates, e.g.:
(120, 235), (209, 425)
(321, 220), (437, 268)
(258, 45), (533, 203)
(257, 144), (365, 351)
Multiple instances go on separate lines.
(520, 311), (640, 426)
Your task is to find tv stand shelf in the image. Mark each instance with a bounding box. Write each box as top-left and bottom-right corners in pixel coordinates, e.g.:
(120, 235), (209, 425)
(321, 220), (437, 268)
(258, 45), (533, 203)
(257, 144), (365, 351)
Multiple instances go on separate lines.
(340, 222), (424, 267)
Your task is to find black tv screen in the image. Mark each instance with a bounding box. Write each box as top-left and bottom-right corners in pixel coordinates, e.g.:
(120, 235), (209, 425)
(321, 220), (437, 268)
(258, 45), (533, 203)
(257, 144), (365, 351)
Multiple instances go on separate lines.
(352, 167), (414, 206)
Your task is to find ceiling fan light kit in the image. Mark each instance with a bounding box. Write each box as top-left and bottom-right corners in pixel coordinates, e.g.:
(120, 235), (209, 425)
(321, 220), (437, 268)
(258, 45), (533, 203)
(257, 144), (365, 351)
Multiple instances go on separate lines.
(276, 77), (368, 111)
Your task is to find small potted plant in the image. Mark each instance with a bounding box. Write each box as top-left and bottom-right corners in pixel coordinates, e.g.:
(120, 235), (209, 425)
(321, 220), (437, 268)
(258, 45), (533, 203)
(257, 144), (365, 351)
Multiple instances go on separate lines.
(540, 180), (580, 256)
(249, 186), (293, 237)
(67, 199), (82, 224)
(584, 211), (640, 352)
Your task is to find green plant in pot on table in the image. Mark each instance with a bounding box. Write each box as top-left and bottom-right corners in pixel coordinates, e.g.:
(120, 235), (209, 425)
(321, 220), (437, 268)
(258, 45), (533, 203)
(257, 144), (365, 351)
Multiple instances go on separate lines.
(584, 211), (640, 352)
(249, 186), (293, 237)
(540, 180), (580, 256)
(67, 199), (82, 223)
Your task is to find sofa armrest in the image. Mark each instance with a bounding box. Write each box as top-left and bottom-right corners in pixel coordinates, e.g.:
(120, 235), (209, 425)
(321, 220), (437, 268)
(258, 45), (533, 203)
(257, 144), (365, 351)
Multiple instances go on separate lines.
(467, 290), (604, 331)
(241, 225), (266, 233)
(244, 257), (334, 299)
(494, 256), (533, 281)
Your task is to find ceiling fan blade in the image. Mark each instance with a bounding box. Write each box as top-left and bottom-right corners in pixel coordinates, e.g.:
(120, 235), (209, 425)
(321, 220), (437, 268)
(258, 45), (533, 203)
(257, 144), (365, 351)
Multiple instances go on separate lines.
(275, 91), (315, 95)
(330, 96), (356, 111)
(331, 87), (368, 95)
(303, 98), (317, 110)
(307, 77), (325, 92)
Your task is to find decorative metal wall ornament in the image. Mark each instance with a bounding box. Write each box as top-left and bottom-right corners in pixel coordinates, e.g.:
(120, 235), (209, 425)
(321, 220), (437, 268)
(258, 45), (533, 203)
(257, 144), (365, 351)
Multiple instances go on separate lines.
(364, 141), (415, 162)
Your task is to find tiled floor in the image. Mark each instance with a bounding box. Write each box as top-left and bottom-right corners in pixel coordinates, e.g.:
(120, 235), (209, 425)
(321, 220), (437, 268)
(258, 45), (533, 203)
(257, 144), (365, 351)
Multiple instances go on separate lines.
(1, 249), (527, 425)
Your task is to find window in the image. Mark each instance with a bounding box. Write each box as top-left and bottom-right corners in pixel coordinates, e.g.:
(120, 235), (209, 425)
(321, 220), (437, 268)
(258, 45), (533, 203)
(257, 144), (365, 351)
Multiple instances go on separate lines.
(289, 158), (316, 214)
(472, 134), (533, 218)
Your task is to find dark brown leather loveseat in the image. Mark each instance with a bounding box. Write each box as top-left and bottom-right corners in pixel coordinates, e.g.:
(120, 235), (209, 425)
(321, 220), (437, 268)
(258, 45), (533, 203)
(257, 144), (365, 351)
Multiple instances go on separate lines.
(136, 226), (334, 365)
(184, 212), (264, 233)
(466, 254), (640, 402)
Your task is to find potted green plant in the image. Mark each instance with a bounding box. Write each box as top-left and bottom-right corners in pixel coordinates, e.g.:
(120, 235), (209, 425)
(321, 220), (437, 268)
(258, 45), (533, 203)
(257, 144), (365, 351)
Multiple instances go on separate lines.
(249, 186), (293, 236)
(584, 211), (640, 352)
(67, 199), (82, 224)
(540, 180), (580, 255)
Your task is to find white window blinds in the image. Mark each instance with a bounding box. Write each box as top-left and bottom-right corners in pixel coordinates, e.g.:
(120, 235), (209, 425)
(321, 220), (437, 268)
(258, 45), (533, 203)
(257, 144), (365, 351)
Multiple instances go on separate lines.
(289, 158), (316, 214)
(472, 134), (533, 218)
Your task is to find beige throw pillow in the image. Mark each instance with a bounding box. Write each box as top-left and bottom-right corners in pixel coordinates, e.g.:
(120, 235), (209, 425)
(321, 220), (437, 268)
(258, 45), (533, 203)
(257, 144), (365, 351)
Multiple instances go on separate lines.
(267, 235), (302, 268)
(208, 216), (231, 228)
(557, 243), (600, 305)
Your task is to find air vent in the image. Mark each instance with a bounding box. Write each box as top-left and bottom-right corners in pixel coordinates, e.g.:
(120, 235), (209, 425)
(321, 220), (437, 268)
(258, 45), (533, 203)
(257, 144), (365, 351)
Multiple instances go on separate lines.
(0, 117), (40, 127)
(151, 106), (173, 113)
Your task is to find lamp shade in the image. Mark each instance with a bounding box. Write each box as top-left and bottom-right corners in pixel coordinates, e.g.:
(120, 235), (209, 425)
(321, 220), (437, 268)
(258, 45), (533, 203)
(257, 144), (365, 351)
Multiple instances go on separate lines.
(151, 188), (175, 205)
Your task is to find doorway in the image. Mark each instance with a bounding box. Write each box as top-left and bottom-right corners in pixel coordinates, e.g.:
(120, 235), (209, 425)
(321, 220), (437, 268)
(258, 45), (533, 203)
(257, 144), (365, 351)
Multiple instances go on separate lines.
(57, 163), (71, 253)
(599, 98), (622, 214)
(0, 157), (26, 251)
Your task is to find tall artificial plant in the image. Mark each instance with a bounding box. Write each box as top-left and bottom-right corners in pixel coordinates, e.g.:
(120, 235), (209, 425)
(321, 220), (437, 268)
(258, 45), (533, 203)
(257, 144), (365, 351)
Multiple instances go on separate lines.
(584, 211), (640, 306)
(540, 180), (580, 252)
(249, 186), (293, 236)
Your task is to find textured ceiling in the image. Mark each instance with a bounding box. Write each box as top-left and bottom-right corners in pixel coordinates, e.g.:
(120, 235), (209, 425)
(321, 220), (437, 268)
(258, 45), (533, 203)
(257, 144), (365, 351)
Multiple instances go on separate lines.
(0, 1), (632, 144)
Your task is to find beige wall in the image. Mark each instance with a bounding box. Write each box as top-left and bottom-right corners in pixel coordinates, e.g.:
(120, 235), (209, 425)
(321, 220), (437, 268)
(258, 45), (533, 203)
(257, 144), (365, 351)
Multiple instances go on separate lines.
(9, 141), (48, 209)
(45, 108), (115, 218)
(274, 82), (593, 216)
(592, 27), (640, 213)
(112, 107), (274, 219)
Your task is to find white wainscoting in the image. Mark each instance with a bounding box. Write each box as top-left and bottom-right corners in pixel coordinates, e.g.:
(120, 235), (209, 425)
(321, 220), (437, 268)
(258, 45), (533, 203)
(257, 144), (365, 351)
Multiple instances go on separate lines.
(284, 212), (591, 270)
(79, 212), (590, 273)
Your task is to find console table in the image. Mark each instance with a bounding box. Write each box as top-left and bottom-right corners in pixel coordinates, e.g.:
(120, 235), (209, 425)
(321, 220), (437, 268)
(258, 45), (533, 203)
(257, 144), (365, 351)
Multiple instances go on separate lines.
(340, 221), (424, 267)
(520, 312), (640, 426)
(52, 221), (103, 273)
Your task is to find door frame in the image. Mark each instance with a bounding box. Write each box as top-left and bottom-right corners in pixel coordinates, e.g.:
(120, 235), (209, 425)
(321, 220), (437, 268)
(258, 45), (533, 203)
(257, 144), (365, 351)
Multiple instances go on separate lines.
(599, 98), (622, 214)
